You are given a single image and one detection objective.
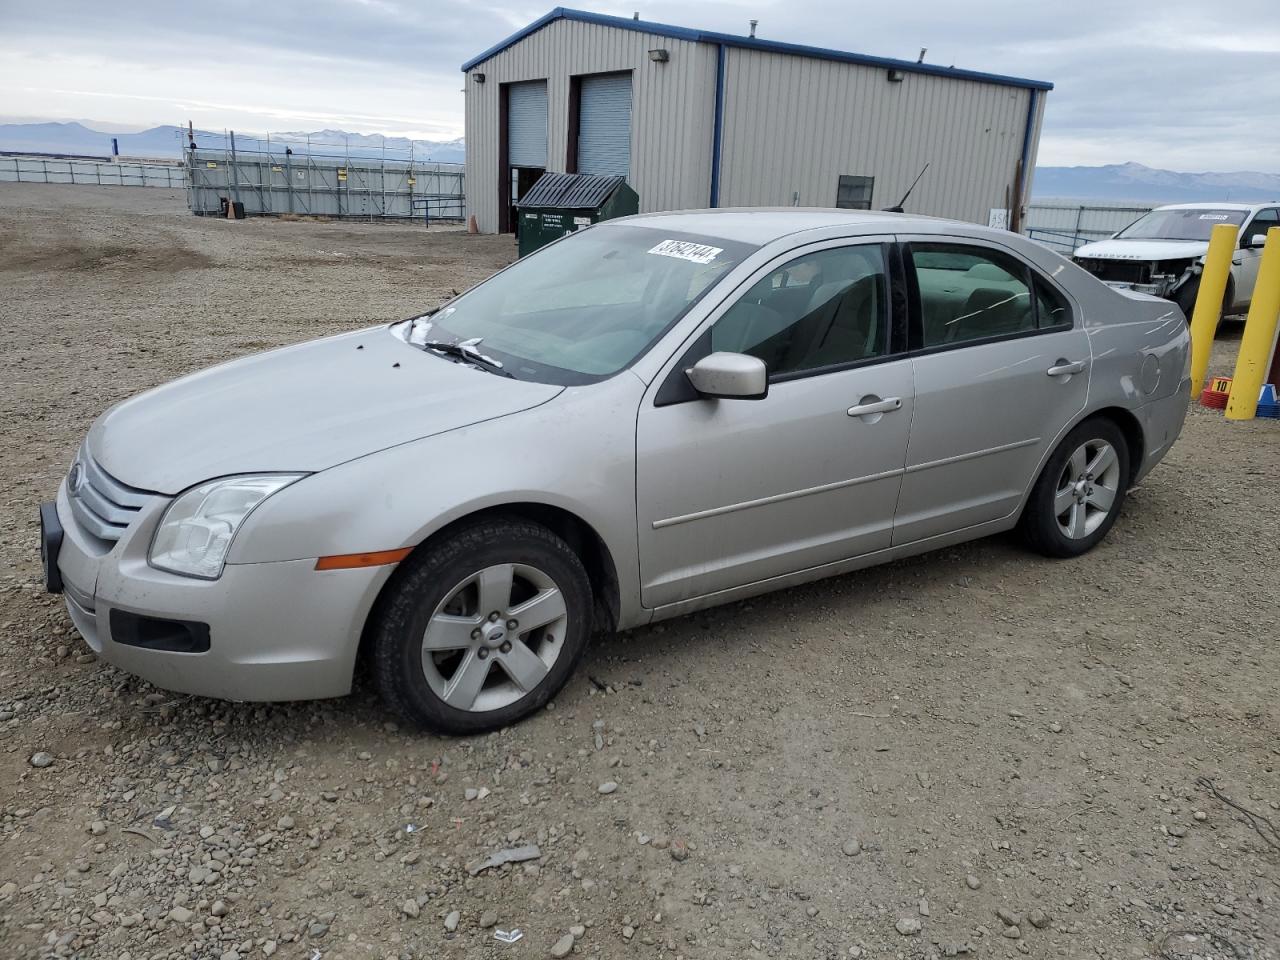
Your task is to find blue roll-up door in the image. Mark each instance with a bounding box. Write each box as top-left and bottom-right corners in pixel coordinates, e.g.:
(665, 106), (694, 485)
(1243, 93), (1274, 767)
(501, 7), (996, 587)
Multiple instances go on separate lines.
(508, 81), (548, 168)
(578, 74), (632, 178)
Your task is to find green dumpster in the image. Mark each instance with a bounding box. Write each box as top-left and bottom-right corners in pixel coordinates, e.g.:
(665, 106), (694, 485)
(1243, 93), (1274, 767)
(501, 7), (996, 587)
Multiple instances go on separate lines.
(516, 172), (639, 257)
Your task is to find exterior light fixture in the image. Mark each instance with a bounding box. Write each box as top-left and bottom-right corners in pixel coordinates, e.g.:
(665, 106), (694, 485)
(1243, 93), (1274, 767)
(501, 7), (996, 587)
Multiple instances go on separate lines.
(474, 72), (486, 83)
(886, 68), (904, 82)
(648, 48), (669, 63)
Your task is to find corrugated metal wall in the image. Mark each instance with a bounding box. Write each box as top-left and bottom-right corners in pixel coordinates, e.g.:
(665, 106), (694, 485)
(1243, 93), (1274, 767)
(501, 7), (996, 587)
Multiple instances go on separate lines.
(718, 48), (1038, 224)
(464, 19), (1045, 233)
(465, 19), (718, 233)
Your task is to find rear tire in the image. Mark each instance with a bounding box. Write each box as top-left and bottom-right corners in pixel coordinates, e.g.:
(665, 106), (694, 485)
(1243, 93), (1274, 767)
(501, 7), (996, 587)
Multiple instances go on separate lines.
(1020, 418), (1130, 558)
(370, 519), (592, 734)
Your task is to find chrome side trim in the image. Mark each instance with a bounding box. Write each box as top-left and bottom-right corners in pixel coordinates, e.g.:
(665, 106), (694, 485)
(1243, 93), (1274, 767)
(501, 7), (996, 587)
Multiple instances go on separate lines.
(904, 437), (1040, 475)
(652, 467), (904, 530)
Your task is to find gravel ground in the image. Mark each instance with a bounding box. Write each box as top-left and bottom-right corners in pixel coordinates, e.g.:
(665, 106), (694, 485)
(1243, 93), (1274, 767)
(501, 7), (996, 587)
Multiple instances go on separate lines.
(2, 183), (1278, 960)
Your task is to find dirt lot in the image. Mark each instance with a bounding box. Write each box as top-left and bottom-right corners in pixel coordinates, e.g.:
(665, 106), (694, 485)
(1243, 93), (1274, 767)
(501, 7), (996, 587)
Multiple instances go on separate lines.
(1, 183), (1278, 960)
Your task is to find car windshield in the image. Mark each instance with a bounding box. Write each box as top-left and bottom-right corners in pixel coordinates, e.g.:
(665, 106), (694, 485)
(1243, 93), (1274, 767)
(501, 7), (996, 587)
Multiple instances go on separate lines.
(399, 224), (755, 385)
(1115, 208), (1247, 241)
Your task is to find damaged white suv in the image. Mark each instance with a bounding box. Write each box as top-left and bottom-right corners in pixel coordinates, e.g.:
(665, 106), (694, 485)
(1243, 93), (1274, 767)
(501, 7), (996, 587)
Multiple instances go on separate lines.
(1073, 202), (1279, 318)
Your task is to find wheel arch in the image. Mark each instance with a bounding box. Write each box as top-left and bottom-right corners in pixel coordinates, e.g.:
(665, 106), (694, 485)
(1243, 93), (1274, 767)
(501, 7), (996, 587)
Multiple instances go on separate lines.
(357, 502), (621, 675)
(1087, 406), (1145, 487)
(1017, 404), (1146, 525)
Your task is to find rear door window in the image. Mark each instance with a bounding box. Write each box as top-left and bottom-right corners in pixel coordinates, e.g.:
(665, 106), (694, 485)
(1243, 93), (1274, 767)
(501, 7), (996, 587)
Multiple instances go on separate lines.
(911, 243), (1036, 348)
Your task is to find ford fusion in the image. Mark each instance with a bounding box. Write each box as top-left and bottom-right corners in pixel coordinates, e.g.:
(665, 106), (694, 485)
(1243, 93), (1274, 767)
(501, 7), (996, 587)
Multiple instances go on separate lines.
(42, 210), (1191, 733)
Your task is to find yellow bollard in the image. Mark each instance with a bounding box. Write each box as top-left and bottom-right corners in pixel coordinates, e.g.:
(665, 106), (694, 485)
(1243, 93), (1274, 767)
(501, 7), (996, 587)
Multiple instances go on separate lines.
(1188, 222), (1238, 397)
(1226, 227), (1280, 421)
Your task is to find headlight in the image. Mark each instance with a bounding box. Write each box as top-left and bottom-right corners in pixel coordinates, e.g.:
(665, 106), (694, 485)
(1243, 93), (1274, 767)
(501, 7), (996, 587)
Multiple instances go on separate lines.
(149, 474), (303, 579)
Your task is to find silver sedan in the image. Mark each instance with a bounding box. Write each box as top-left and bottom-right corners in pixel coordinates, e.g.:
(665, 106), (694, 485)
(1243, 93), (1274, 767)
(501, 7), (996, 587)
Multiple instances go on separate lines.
(41, 210), (1191, 732)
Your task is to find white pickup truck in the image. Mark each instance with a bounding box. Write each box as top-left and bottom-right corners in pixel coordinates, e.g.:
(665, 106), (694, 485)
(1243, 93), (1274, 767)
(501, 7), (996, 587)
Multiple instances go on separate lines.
(1072, 202), (1279, 318)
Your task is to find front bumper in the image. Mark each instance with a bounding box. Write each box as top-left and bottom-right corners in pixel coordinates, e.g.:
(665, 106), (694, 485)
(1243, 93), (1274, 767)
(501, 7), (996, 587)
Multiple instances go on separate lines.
(1102, 279), (1174, 298)
(46, 480), (388, 702)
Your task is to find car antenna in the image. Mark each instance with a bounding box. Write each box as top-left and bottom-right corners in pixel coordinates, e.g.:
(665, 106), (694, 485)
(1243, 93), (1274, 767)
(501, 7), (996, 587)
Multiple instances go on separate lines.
(883, 162), (930, 213)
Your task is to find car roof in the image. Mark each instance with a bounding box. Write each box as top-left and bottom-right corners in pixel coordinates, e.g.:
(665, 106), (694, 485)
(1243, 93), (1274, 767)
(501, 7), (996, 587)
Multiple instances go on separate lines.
(1152, 201), (1277, 212)
(612, 208), (1010, 246)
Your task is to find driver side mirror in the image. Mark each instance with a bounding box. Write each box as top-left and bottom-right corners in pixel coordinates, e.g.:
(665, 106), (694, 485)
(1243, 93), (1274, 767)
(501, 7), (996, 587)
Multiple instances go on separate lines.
(1246, 233), (1269, 249)
(686, 352), (768, 401)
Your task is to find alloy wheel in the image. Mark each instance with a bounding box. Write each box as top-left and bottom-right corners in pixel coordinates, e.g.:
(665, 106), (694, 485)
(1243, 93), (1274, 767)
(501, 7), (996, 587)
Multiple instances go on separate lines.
(1054, 439), (1121, 540)
(420, 562), (568, 712)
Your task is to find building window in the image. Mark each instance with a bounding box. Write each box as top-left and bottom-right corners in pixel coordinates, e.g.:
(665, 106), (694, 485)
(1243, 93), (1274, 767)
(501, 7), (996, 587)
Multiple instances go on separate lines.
(836, 175), (874, 210)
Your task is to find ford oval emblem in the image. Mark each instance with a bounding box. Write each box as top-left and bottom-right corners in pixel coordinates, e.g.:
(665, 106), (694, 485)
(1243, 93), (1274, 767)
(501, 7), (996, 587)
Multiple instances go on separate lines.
(67, 462), (84, 494)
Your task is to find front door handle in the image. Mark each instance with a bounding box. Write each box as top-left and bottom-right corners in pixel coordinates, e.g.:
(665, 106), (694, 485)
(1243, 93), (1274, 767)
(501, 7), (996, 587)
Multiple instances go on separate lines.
(1046, 359), (1086, 377)
(847, 396), (902, 418)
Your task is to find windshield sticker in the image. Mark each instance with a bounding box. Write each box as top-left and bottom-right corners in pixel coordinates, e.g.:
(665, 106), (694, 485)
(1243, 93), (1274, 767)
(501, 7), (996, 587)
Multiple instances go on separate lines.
(648, 239), (723, 264)
(1199, 214), (1231, 221)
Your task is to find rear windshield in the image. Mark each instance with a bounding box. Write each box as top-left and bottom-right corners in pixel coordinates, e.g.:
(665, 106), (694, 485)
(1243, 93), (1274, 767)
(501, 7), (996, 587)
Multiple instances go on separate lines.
(403, 224), (756, 385)
(1115, 208), (1247, 241)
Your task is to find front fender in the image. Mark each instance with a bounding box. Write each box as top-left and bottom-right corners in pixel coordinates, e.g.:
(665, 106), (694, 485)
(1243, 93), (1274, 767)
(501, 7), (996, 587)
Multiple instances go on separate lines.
(227, 374), (647, 625)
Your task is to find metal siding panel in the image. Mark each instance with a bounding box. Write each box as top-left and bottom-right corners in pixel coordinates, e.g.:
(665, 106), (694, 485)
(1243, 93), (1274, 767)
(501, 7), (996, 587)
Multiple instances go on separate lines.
(507, 80), (548, 168)
(578, 73), (633, 176)
(465, 19), (716, 229)
(465, 20), (1040, 231)
(719, 48), (1039, 224)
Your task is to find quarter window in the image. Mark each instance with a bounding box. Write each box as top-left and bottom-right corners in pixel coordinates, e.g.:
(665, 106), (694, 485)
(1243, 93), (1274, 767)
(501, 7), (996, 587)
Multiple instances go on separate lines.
(711, 244), (889, 377)
(1034, 276), (1071, 329)
(912, 243), (1037, 347)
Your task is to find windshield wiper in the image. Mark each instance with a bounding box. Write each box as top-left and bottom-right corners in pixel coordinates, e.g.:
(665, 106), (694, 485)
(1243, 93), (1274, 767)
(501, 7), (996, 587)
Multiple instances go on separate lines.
(419, 338), (513, 377)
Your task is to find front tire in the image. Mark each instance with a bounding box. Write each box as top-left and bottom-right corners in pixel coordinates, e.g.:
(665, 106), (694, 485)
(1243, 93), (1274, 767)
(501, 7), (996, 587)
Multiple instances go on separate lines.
(370, 519), (592, 734)
(1020, 418), (1130, 558)
(1174, 275), (1234, 322)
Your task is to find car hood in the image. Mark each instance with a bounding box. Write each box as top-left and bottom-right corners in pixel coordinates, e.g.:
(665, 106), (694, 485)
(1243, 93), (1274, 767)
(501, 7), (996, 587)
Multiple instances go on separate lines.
(88, 327), (563, 494)
(1073, 238), (1207, 261)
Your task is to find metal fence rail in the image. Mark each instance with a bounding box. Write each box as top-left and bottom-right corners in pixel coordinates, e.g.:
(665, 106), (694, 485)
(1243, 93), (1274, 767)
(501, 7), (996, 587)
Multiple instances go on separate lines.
(1025, 201), (1155, 254)
(0, 155), (186, 188)
(186, 147), (465, 222)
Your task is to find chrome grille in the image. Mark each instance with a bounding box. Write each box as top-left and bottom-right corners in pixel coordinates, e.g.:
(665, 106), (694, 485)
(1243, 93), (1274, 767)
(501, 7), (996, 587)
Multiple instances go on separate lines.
(67, 453), (155, 542)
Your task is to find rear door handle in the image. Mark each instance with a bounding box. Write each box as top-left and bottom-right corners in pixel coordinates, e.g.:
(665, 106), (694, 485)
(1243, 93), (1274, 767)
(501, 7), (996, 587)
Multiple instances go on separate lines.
(1046, 360), (1086, 377)
(847, 396), (902, 417)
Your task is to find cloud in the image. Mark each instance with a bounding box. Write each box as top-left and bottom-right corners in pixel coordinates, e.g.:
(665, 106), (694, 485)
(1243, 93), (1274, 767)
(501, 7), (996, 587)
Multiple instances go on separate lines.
(2, 0), (1279, 170)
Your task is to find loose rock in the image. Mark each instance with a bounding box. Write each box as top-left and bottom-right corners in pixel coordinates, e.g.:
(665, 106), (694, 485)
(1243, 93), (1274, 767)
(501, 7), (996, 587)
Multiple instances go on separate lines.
(896, 918), (922, 936)
(550, 933), (575, 957)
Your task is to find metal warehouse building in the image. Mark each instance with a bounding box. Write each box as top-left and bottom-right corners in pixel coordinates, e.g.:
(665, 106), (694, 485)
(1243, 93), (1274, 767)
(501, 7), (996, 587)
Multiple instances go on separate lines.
(462, 8), (1052, 235)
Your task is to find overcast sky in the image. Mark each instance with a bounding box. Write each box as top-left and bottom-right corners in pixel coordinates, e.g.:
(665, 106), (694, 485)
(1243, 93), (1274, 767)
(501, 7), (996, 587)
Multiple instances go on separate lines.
(2, 0), (1279, 171)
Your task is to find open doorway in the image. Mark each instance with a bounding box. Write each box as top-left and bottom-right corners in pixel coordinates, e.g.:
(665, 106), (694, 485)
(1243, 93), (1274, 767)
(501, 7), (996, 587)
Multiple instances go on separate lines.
(508, 166), (545, 234)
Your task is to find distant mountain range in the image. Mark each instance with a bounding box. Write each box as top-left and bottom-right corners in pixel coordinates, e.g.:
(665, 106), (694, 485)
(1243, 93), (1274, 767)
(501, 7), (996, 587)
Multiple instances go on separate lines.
(5, 123), (1278, 204)
(1033, 162), (1280, 203)
(0, 121), (466, 164)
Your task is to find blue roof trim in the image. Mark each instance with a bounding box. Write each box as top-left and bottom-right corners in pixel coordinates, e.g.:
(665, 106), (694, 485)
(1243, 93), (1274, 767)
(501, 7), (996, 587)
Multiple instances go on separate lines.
(461, 7), (1054, 92)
